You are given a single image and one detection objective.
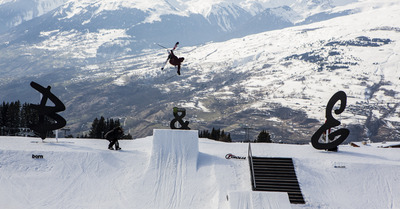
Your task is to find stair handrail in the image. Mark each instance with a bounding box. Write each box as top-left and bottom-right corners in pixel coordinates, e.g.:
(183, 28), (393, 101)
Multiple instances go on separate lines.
(248, 142), (256, 190)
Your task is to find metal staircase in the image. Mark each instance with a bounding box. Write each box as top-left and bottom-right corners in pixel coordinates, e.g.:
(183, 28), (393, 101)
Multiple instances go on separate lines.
(248, 144), (305, 204)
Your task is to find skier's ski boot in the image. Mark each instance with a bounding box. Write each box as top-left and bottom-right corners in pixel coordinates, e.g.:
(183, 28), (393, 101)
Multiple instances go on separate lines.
(108, 147), (114, 150)
(116, 147), (121, 150)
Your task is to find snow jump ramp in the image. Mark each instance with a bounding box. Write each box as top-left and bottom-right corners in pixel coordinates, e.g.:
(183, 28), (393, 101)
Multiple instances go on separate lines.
(137, 129), (292, 209)
(150, 129), (199, 169)
(139, 129), (199, 209)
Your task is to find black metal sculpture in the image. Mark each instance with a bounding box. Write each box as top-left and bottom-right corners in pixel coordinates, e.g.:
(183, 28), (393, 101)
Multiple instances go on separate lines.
(29, 81), (66, 139)
(170, 107), (190, 130)
(311, 91), (350, 151)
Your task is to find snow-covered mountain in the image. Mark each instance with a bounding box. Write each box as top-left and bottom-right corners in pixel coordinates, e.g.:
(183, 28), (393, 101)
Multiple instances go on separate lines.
(0, 0), (68, 33)
(0, 0), (361, 52)
(0, 0), (399, 142)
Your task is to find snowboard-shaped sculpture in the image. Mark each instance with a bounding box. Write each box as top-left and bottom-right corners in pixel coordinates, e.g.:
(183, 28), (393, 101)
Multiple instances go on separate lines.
(29, 81), (66, 139)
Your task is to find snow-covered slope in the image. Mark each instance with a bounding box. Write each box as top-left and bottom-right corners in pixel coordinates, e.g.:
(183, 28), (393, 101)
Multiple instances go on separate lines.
(0, 0), (399, 142)
(1, 131), (399, 208)
(0, 0), (361, 51)
(0, 0), (68, 33)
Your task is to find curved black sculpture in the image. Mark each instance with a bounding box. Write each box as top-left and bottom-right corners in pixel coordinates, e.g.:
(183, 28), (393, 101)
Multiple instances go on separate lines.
(29, 81), (66, 139)
(170, 107), (190, 130)
(311, 91), (350, 150)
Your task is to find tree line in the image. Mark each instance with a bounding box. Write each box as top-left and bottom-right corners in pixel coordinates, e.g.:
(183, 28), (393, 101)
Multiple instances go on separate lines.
(81, 116), (132, 139)
(0, 101), (132, 139)
(0, 101), (41, 136)
(199, 128), (232, 142)
(1, 100), (269, 142)
(199, 128), (272, 143)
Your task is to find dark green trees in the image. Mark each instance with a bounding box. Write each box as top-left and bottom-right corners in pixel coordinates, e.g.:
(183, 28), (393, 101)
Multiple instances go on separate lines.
(88, 116), (132, 139)
(199, 128), (232, 142)
(256, 130), (272, 143)
(0, 101), (39, 136)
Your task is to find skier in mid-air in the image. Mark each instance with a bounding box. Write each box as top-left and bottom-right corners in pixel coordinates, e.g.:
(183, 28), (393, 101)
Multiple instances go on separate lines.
(161, 42), (184, 75)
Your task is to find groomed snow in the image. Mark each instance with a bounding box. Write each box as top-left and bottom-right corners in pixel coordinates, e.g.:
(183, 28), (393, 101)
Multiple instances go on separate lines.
(1, 129), (399, 208)
(229, 191), (292, 209)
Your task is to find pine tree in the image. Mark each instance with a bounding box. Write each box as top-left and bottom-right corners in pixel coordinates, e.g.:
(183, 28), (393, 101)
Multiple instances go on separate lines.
(97, 116), (107, 138)
(0, 102), (6, 127)
(106, 118), (115, 132)
(89, 117), (99, 138)
(256, 130), (272, 143)
(114, 119), (121, 129)
(199, 130), (211, 138)
(3, 101), (20, 135)
(20, 102), (37, 128)
(88, 116), (125, 139)
(0, 102), (5, 135)
(220, 130), (227, 142)
(211, 128), (221, 140)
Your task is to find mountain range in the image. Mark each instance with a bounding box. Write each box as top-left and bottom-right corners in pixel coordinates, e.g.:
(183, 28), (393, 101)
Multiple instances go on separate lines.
(0, 0), (399, 142)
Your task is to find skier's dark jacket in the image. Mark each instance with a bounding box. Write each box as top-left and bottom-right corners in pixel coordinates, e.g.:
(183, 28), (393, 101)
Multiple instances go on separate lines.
(168, 50), (184, 71)
(105, 127), (123, 141)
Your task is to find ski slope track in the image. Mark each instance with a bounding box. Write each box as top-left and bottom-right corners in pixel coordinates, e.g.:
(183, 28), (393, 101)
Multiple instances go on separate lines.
(1, 131), (400, 209)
